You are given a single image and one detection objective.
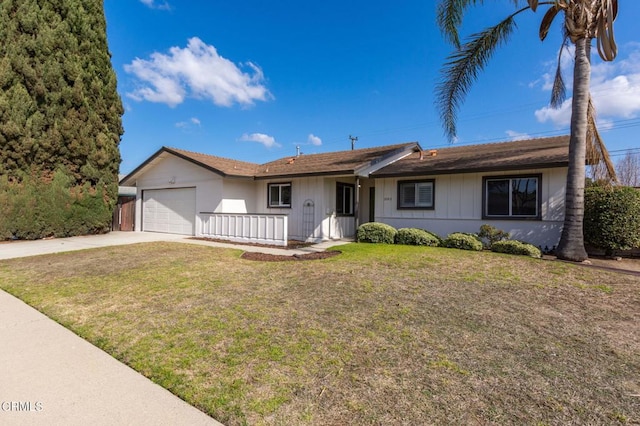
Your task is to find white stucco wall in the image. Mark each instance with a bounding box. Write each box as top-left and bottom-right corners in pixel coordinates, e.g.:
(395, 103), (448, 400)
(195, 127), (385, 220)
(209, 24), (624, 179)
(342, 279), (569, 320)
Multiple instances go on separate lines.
(132, 155), (222, 233)
(219, 178), (256, 213)
(374, 167), (567, 249)
(132, 154), (261, 233)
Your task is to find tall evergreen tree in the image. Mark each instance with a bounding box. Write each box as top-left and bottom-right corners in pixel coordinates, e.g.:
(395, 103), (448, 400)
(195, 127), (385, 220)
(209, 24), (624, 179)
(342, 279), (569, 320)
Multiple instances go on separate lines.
(0, 0), (123, 238)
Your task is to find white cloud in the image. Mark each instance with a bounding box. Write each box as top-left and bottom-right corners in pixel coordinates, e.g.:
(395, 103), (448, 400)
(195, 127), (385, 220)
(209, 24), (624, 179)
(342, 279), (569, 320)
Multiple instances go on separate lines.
(307, 134), (322, 146)
(505, 130), (531, 141)
(239, 133), (281, 148)
(534, 45), (640, 127)
(175, 117), (201, 129)
(124, 37), (271, 108)
(140, 0), (171, 10)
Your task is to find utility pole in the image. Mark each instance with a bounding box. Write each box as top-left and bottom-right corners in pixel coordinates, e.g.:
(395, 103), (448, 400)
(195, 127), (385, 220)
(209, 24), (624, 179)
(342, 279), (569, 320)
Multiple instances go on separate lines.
(349, 135), (358, 150)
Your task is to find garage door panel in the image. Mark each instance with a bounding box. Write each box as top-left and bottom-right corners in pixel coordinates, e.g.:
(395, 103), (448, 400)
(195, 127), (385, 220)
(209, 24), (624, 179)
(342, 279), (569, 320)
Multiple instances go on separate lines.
(143, 188), (196, 235)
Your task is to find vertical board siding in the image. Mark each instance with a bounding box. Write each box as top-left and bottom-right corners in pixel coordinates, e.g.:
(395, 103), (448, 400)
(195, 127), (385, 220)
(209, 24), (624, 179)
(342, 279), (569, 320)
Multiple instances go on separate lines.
(374, 167), (567, 248)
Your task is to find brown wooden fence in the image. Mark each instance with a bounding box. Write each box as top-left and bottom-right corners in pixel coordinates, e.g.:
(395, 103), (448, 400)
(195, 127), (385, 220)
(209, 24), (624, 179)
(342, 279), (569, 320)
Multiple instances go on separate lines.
(112, 196), (136, 231)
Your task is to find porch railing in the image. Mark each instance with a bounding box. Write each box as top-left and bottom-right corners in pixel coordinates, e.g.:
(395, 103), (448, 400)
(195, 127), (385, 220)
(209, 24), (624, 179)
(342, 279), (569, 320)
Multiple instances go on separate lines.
(198, 213), (288, 247)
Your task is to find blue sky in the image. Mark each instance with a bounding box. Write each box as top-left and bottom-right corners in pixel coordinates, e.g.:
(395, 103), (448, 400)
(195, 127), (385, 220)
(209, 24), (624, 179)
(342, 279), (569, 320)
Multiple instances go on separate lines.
(104, 1), (640, 174)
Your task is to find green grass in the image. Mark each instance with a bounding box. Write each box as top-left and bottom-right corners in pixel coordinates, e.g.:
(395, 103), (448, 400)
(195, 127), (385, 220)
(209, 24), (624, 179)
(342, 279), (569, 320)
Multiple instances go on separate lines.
(1, 242), (639, 425)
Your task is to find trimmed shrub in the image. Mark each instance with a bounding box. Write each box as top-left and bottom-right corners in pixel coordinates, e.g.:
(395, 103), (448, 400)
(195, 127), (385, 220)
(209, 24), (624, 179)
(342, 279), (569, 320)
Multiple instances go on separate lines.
(356, 222), (397, 244)
(0, 170), (113, 240)
(395, 228), (441, 246)
(443, 232), (483, 251)
(491, 240), (542, 258)
(478, 224), (510, 249)
(584, 186), (640, 256)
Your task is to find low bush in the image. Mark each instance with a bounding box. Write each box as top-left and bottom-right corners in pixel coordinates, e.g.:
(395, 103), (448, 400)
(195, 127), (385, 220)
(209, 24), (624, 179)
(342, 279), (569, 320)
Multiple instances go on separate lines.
(443, 232), (483, 251)
(478, 224), (510, 249)
(356, 222), (397, 244)
(395, 228), (441, 246)
(584, 185), (640, 256)
(491, 240), (542, 258)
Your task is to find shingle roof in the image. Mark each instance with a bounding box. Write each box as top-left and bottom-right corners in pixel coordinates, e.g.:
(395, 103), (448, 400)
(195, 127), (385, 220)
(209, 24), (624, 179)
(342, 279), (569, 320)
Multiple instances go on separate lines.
(254, 142), (419, 179)
(371, 136), (571, 178)
(166, 147), (259, 177)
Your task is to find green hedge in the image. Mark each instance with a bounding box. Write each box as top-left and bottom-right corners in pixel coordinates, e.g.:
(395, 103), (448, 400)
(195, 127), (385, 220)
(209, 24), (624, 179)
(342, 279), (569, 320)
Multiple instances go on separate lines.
(356, 222), (397, 244)
(491, 240), (542, 258)
(443, 232), (483, 251)
(0, 170), (114, 240)
(584, 186), (640, 255)
(395, 228), (441, 246)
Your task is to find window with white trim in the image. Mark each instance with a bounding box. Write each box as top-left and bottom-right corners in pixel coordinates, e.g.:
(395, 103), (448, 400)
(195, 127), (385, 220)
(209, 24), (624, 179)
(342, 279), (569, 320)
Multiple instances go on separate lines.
(483, 175), (540, 219)
(268, 182), (291, 208)
(398, 180), (434, 209)
(336, 182), (355, 216)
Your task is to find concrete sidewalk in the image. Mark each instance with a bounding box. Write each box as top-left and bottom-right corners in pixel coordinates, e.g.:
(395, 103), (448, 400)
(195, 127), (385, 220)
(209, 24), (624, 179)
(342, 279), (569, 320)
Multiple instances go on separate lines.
(0, 231), (351, 425)
(0, 289), (221, 426)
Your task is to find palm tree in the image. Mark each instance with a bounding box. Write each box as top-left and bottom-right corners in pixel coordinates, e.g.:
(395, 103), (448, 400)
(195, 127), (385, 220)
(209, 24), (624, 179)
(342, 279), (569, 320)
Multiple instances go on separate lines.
(436, 0), (618, 261)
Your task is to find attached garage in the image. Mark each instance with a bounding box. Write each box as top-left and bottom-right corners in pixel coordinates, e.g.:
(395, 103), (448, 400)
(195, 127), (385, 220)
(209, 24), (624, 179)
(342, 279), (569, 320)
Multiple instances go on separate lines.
(142, 188), (196, 235)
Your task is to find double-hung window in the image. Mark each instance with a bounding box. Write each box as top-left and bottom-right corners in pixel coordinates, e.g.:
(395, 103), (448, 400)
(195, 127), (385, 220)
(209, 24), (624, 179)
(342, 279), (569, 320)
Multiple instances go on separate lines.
(397, 180), (435, 209)
(336, 182), (355, 216)
(268, 182), (291, 208)
(483, 175), (540, 219)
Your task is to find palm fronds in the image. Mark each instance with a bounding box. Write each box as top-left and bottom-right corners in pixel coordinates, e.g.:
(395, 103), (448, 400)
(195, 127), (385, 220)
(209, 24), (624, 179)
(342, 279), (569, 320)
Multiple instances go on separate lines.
(437, 16), (517, 141)
(437, 0), (482, 48)
(551, 35), (570, 108)
(594, 0), (618, 61)
(586, 97), (617, 182)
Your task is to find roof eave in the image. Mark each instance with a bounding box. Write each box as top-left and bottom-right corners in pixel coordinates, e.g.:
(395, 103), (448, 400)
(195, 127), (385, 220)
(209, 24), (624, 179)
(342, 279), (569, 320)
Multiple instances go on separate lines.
(372, 161), (570, 178)
(119, 146), (167, 186)
(119, 147), (256, 186)
(254, 169), (356, 180)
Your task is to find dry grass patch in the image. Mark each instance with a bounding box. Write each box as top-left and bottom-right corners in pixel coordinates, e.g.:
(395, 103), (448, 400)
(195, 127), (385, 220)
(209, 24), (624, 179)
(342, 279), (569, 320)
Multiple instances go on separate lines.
(1, 242), (639, 425)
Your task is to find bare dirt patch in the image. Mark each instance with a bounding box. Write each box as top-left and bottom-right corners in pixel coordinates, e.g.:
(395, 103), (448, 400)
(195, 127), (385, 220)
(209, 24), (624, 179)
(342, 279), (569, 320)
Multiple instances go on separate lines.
(586, 255), (640, 275)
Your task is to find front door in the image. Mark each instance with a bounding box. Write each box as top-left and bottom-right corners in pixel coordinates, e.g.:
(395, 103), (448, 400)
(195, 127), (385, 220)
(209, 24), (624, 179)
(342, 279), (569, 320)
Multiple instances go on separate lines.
(369, 187), (375, 223)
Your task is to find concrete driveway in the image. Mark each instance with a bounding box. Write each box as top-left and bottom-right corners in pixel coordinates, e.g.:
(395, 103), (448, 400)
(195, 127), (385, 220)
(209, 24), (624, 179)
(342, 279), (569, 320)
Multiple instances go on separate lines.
(0, 231), (351, 260)
(0, 231), (188, 260)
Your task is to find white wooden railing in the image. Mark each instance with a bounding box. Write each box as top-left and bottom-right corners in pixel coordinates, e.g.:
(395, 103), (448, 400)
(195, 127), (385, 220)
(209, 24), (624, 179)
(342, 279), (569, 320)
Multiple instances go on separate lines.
(198, 213), (288, 247)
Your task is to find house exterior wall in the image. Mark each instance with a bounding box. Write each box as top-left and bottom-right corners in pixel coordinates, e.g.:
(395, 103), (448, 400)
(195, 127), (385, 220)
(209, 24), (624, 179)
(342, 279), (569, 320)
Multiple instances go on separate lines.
(255, 176), (358, 242)
(374, 167), (567, 249)
(132, 155), (222, 233)
(219, 179), (256, 213)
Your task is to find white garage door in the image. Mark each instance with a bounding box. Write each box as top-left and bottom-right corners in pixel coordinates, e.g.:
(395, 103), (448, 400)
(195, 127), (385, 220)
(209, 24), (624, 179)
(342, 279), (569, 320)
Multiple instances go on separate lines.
(143, 188), (196, 235)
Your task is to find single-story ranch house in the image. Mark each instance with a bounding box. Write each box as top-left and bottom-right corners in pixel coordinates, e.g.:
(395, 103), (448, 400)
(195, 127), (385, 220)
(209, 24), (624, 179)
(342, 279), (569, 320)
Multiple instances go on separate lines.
(120, 136), (571, 248)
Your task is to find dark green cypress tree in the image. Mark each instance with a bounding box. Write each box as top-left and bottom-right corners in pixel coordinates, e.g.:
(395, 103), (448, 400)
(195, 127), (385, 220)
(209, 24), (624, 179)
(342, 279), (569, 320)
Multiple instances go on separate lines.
(0, 0), (123, 239)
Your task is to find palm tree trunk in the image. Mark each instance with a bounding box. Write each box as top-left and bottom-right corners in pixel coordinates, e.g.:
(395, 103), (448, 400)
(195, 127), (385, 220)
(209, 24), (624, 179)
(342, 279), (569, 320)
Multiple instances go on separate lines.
(556, 36), (591, 262)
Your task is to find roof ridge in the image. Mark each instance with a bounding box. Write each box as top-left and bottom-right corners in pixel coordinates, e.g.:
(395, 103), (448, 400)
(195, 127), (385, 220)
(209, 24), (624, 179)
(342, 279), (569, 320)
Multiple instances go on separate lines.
(260, 141), (418, 166)
(167, 146), (260, 166)
(424, 135), (570, 152)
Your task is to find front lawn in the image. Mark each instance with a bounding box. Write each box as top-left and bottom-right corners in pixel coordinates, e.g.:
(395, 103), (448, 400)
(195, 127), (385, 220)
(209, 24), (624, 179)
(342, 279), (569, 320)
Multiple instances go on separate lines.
(1, 242), (638, 425)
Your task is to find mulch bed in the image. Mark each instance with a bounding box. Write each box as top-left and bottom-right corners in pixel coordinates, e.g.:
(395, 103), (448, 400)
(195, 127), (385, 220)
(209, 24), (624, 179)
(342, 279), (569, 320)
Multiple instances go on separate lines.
(240, 251), (341, 262)
(190, 237), (340, 261)
(189, 237), (312, 250)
